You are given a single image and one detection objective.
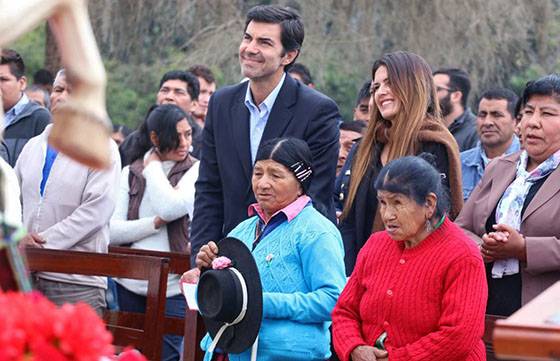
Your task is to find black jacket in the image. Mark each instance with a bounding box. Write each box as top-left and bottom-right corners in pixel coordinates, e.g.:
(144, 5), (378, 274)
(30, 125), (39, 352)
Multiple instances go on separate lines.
(190, 75), (341, 263)
(1, 101), (50, 167)
(449, 109), (478, 152)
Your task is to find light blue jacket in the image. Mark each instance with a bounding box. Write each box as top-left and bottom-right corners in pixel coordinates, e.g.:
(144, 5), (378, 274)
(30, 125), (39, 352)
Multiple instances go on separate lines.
(201, 205), (346, 361)
(460, 137), (520, 200)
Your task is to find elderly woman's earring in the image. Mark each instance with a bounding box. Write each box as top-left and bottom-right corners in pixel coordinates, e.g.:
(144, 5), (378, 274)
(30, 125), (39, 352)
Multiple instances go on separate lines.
(425, 217), (433, 233)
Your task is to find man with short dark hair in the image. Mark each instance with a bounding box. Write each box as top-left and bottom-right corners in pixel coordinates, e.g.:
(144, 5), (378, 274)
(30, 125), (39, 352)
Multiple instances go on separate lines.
(288, 62), (314, 88)
(334, 121), (365, 216)
(191, 4), (341, 262)
(353, 80), (371, 123)
(119, 70), (201, 165)
(0, 49), (50, 166)
(337, 121), (364, 177)
(188, 65), (216, 128)
(461, 88), (521, 200)
(156, 70), (199, 114)
(433, 68), (478, 151)
(32, 68), (54, 94)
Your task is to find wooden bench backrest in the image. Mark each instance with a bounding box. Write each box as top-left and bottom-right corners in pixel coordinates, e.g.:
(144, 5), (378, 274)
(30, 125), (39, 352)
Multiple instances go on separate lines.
(25, 248), (169, 361)
(108, 246), (206, 361)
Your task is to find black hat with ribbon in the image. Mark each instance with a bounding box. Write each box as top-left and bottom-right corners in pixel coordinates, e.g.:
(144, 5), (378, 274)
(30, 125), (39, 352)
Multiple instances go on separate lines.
(197, 237), (263, 354)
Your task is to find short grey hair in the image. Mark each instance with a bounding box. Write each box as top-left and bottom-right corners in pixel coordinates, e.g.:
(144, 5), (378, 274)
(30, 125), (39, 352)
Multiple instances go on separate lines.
(27, 84), (50, 109)
(54, 68), (66, 83)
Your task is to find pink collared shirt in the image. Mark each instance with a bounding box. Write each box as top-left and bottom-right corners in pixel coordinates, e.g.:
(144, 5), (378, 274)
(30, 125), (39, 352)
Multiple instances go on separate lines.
(248, 195), (311, 224)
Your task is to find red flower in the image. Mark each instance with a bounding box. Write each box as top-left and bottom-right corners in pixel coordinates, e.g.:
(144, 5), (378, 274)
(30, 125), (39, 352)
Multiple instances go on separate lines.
(0, 291), (117, 361)
(31, 339), (69, 361)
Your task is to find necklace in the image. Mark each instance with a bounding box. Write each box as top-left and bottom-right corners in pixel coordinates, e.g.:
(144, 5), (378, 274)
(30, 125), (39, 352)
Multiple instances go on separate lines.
(434, 214), (446, 229)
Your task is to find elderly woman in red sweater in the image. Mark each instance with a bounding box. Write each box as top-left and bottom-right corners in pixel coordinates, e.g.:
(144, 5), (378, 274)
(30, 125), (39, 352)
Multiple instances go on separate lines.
(332, 155), (488, 361)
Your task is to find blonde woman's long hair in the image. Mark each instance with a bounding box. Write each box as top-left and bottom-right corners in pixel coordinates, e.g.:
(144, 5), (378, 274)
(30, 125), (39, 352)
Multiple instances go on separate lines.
(341, 51), (442, 219)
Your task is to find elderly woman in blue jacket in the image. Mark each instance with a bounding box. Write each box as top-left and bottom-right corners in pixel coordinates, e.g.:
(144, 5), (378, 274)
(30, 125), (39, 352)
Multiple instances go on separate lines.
(184, 137), (346, 361)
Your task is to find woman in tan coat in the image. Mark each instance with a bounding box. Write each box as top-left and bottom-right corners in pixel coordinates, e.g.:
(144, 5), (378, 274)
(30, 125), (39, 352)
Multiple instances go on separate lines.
(456, 73), (560, 316)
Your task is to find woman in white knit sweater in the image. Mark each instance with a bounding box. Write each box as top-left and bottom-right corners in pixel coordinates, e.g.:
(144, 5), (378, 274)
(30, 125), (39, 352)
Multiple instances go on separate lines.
(110, 104), (199, 361)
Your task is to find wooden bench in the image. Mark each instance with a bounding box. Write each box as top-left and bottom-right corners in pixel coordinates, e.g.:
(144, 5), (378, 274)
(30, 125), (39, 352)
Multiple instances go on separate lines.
(109, 246), (206, 361)
(25, 247), (170, 361)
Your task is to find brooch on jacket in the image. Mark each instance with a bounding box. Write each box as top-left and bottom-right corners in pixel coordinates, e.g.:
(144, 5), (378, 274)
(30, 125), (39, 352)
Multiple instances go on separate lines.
(265, 253), (274, 266)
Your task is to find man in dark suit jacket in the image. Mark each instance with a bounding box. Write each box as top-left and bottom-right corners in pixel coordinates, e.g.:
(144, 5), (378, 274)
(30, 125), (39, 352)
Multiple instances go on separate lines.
(190, 5), (340, 262)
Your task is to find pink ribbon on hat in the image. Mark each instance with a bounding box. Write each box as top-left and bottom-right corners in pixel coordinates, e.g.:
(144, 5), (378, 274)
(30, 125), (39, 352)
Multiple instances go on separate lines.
(212, 256), (232, 270)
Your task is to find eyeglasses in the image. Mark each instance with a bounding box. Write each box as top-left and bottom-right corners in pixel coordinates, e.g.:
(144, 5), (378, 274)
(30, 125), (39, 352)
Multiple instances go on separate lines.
(436, 86), (455, 93)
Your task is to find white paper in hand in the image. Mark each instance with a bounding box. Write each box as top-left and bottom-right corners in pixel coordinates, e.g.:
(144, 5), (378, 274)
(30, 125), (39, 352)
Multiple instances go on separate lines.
(182, 282), (199, 311)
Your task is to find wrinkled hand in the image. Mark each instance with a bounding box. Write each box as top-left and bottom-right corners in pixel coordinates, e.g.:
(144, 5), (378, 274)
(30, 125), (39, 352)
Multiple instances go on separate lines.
(19, 233), (46, 249)
(195, 241), (219, 270)
(481, 223), (526, 262)
(153, 216), (168, 229)
(373, 347), (388, 360)
(351, 345), (388, 361)
(180, 268), (201, 293)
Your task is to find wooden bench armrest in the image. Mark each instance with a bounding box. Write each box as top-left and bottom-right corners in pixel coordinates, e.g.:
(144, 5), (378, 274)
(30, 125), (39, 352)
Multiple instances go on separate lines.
(108, 246), (206, 361)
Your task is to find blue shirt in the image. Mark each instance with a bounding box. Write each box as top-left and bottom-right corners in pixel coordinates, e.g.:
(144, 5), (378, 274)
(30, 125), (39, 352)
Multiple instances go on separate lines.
(460, 136), (521, 200)
(4, 93), (29, 128)
(244, 73), (286, 163)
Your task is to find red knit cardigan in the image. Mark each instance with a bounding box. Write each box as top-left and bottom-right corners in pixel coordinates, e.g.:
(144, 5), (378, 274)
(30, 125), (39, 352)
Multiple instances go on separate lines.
(332, 218), (488, 361)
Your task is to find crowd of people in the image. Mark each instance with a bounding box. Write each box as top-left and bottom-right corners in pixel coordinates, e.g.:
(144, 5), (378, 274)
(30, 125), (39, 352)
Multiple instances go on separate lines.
(2, 3), (560, 361)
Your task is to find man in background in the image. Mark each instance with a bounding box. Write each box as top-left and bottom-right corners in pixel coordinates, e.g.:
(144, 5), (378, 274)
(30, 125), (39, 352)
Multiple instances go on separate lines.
(433, 67), (478, 151)
(461, 88), (520, 200)
(119, 70), (200, 164)
(1, 49), (50, 166)
(16, 69), (121, 314)
(288, 62), (315, 88)
(25, 84), (50, 108)
(334, 121), (365, 216)
(352, 80), (371, 123)
(188, 65), (216, 128)
(32, 68), (54, 94)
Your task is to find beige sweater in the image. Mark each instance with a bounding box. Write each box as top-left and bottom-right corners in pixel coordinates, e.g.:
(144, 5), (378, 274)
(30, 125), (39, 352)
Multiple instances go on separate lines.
(15, 125), (121, 288)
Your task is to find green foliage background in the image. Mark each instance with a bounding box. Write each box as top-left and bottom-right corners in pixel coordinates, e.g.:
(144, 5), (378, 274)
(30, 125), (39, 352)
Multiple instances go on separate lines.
(10, 28), (45, 75)
(9, 0), (560, 130)
(10, 24), (360, 127)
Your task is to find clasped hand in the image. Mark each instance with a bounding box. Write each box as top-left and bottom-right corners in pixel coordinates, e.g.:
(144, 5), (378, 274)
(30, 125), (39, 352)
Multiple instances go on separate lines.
(18, 233), (46, 249)
(351, 345), (388, 361)
(480, 224), (526, 263)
